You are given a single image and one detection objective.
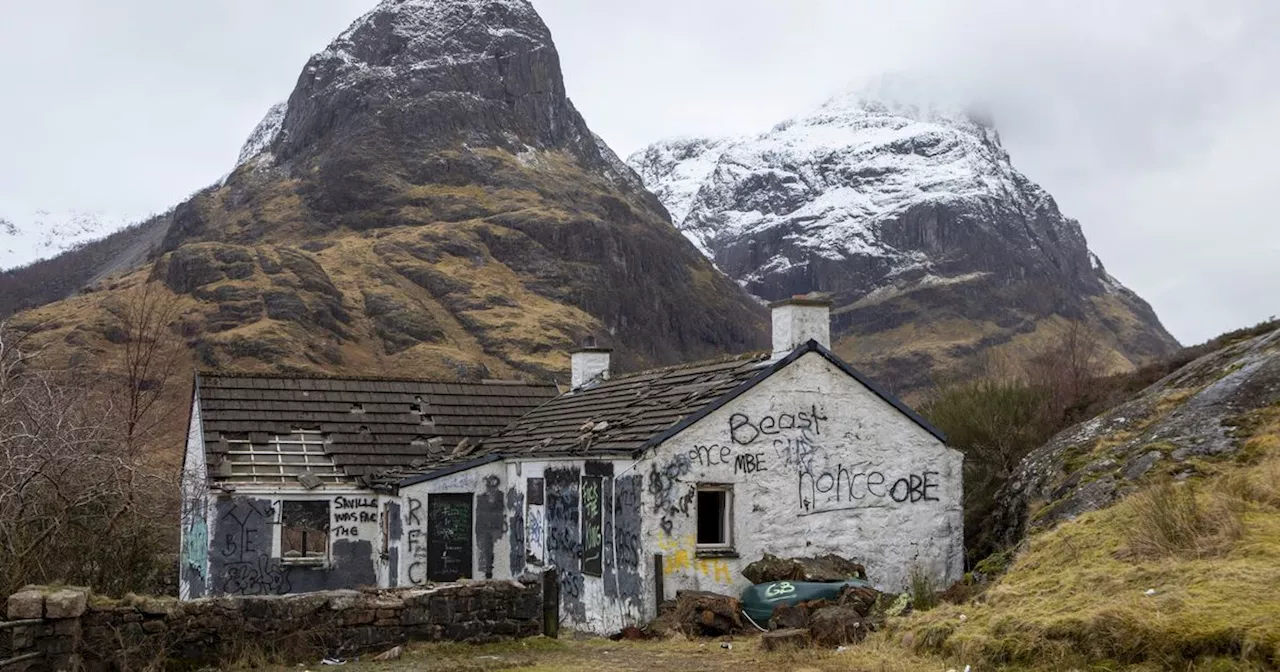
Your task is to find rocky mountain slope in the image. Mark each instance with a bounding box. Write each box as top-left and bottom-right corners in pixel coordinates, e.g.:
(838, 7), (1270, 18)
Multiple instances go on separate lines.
(6, 0), (766, 381)
(629, 87), (1180, 391)
(991, 320), (1280, 549)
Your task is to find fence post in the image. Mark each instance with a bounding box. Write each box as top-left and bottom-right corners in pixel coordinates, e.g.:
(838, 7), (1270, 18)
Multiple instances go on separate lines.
(542, 569), (559, 639)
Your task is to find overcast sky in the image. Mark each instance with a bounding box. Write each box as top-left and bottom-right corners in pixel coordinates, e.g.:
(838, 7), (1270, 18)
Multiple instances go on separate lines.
(1, 0), (1276, 344)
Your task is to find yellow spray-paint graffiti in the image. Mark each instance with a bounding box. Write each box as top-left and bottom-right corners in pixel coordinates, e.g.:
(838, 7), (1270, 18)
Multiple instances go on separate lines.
(657, 535), (732, 584)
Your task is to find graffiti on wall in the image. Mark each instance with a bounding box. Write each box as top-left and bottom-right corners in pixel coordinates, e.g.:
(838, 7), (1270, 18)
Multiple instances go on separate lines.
(507, 485), (526, 577)
(657, 535), (732, 585)
(544, 466), (584, 619)
(406, 497), (426, 585)
(581, 476), (604, 577)
(475, 475), (506, 579)
(798, 465), (941, 516)
(647, 453), (694, 535)
(215, 498), (292, 596)
(332, 496), (377, 538)
(613, 475), (643, 604)
(181, 502), (209, 599)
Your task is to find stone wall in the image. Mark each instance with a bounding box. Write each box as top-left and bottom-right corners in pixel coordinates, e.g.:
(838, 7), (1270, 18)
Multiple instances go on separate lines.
(3, 577), (543, 671)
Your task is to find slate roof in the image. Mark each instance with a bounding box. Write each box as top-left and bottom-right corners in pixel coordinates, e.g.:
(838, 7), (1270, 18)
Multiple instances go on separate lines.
(438, 341), (947, 475)
(195, 373), (559, 482)
(474, 350), (774, 459)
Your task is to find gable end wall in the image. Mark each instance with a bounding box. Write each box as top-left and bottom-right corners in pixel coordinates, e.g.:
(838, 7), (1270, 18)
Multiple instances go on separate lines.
(639, 351), (964, 601)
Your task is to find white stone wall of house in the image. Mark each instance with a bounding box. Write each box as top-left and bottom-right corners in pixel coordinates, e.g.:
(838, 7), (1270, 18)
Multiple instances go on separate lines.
(179, 393), (210, 600)
(505, 458), (647, 634)
(398, 461), (510, 588)
(196, 485), (386, 597)
(402, 457), (649, 634)
(637, 351), (964, 602)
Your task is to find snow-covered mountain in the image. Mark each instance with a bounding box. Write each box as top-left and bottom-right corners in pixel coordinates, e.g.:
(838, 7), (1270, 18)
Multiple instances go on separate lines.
(0, 211), (132, 271)
(629, 85), (1179, 389)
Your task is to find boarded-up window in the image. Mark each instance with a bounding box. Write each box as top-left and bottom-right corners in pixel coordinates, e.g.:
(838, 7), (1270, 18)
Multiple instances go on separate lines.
(281, 500), (329, 565)
(527, 477), (545, 505)
(581, 476), (603, 576)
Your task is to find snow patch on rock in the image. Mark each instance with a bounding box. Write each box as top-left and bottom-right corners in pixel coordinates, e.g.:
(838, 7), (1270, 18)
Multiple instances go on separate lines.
(235, 101), (288, 169)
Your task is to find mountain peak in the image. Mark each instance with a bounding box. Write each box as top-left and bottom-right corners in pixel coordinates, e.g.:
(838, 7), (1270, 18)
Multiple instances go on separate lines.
(317, 0), (546, 77)
(628, 81), (1178, 390)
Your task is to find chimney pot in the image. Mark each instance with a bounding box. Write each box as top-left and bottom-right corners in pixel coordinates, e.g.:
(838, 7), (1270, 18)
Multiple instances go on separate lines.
(770, 293), (832, 358)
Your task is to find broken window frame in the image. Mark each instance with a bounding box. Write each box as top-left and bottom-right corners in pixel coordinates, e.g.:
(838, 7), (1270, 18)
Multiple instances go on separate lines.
(278, 499), (331, 567)
(695, 483), (735, 556)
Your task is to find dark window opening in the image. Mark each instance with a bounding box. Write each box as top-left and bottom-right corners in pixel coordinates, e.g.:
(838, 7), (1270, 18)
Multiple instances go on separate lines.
(696, 487), (732, 547)
(281, 500), (329, 565)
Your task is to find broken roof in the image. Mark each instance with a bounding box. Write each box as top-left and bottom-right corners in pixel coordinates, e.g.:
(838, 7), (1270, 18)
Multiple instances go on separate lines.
(195, 372), (559, 484)
(473, 350), (774, 459)
(461, 341), (946, 468)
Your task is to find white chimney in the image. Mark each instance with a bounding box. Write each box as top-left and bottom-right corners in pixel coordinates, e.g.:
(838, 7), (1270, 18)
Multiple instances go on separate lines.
(570, 338), (611, 390)
(771, 294), (832, 358)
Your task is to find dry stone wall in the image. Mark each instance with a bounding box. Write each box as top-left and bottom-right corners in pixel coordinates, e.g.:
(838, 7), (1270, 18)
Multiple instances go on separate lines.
(3, 578), (542, 671)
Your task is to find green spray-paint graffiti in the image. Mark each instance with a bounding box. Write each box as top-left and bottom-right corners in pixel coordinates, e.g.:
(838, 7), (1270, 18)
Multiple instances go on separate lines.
(184, 516), (209, 577)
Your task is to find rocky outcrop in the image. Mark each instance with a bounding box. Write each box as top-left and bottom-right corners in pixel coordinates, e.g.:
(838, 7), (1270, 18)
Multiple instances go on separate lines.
(741, 553), (868, 584)
(989, 324), (1280, 550)
(630, 84), (1180, 391)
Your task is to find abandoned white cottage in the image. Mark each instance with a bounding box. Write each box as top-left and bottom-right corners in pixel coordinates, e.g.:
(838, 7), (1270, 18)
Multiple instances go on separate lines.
(180, 298), (963, 633)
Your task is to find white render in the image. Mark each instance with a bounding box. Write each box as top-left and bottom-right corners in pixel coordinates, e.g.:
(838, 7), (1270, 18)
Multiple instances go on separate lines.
(411, 345), (961, 634)
(771, 300), (832, 356)
(637, 351), (963, 602)
(570, 350), (611, 390)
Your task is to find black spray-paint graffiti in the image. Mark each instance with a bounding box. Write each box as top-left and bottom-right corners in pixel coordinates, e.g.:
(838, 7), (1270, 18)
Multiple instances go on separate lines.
(386, 500), (401, 588)
(647, 453), (694, 535)
(582, 476), (603, 577)
(544, 467), (585, 620)
(507, 485), (526, 577)
(332, 496), (377, 538)
(729, 406), (828, 446)
(798, 465), (941, 516)
(406, 497), (426, 585)
(613, 475), (643, 606)
(215, 499), (292, 596)
(475, 475), (506, 580)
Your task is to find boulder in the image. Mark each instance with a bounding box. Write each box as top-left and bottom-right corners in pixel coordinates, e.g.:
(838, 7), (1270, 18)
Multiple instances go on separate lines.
(45, 588), (90, 619)
(672, 590), (742, 636)
(761, 628), (811, 651)
(742, 553), (867, 584)
(808, 606), (871, 647)
(767, 600), (827, 631)
(7, 589), (44, 619)
(836, 585), (880, 617)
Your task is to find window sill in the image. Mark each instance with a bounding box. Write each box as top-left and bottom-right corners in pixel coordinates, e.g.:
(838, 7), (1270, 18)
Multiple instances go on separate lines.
(279, 558), (328, 569)
(695, 547), (739, 559)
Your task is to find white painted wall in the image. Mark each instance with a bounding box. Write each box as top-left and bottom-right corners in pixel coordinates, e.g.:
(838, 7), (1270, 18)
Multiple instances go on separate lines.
(637, 352), (963, 603)
(398, 461), (509, 588)
(178, 391), (209, 600)
(771, 301), (831, 356)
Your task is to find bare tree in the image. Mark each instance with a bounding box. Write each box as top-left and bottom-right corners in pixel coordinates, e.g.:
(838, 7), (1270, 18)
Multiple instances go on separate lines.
(112, 281), (185, 456)
(1027, 319), (1105, 422)
(0, 289), (182, 596)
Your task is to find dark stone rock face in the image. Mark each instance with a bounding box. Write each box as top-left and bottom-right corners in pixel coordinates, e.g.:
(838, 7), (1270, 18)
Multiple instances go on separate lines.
(135, 0), (764, 376)
(988, 327), (1280, 553)
(630, 99), (1182, 392)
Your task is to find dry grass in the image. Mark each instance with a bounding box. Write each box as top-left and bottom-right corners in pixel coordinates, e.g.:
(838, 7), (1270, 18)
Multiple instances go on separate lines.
(265, 635), (959, 672)
(1125, 480), (1244, 558)
(904, 413), (1280, 669)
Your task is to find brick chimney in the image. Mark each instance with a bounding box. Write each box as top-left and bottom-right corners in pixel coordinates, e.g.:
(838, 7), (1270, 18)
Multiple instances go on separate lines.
(771, 293), (832, 358)
(570, 337), (611, 390)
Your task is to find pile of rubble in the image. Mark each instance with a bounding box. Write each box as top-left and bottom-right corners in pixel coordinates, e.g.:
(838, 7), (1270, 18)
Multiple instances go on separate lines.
(653, 553), (912, 651)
